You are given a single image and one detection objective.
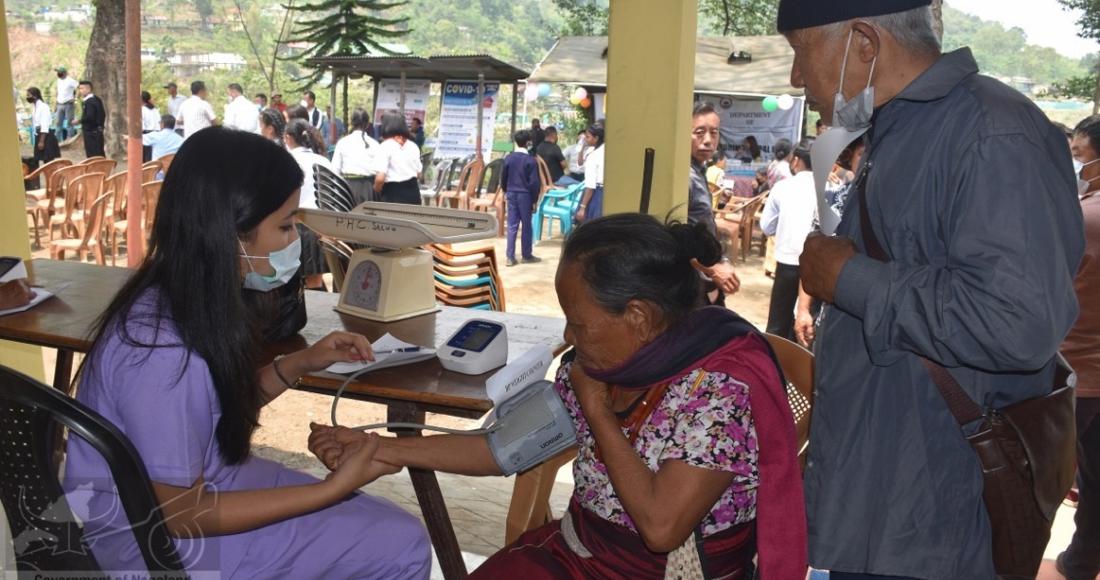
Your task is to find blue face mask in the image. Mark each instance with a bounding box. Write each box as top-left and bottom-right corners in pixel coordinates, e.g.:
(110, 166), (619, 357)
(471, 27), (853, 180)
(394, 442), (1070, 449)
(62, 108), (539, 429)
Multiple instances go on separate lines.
(240, 238), (301, 292)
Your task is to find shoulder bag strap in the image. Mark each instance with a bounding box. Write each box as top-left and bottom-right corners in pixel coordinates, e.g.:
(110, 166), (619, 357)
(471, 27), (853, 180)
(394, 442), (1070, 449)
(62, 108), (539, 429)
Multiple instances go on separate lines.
(856, 169), (985, 426)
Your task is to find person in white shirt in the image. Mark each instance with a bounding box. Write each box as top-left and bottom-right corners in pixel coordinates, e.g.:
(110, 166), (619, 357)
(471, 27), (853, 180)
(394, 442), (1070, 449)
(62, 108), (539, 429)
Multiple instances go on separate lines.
(301, 90), (326, 131)
(27, 86), (60, 163)
(759, 138), (816, 340)
(332, 109), (379, 205)
(562, 132), (590, 182)
(284, 118), (336, 290)
(164, 82), (187, 134)
(53, 66), (78, 140)
(178, 80), (217, 139)
(224, 83), (260, 134)
(575, 123), (604, 222)
(371, 113), (423, 205)
(140, 90), (161, 162)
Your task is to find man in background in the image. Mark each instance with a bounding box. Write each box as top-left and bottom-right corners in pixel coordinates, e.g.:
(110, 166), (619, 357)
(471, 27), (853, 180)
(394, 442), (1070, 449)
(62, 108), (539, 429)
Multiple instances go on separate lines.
(164, 82), (186, 131)
(760, 138), (816, 340)
(536, 126), (570, 185)
(77, 80), (105, 158)
(178, 80), (216, 139)
(302, 90), (325, 130)
(142, 114), (184, 161)
(410, 117), (425, 149)
(254, 93), (268, 110)
(271, 93), (287, 115)
(224, 83), (259, 133)
(53, 66), (78, 140)
(529, 118), (545, 150)
(499, 130), (542, 267)
(687, 102), (740, 297)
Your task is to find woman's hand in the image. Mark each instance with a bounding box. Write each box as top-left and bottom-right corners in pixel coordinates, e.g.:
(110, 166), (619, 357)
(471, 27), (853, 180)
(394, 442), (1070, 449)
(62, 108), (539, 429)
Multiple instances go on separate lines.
(0, 280), (34, 310)
(574, 204), (587, 222)
(297, 330), (373, 375)
(324, 432), (402, 495)
(569, 364), (612, 417)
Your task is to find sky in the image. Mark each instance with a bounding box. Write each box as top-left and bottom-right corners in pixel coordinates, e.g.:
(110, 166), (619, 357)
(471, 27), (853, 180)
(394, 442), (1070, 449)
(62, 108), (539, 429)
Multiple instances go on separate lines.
(947, 0), (1099, 58)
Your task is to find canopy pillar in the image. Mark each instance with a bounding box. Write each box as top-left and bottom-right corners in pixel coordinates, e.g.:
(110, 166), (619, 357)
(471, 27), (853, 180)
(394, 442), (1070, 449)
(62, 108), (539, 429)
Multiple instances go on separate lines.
(604, 0), (696, 217)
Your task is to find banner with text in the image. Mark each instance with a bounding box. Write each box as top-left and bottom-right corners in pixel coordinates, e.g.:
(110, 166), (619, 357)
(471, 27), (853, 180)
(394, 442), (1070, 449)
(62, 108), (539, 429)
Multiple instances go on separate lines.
(373, 79), (431, 127)
(696, 94), (804, 161)
(436, 80), (500, 159)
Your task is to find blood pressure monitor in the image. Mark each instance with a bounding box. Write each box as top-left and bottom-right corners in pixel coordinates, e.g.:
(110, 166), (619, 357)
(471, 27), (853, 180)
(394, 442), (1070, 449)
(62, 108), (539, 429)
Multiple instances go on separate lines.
(438, 319), (508, 375)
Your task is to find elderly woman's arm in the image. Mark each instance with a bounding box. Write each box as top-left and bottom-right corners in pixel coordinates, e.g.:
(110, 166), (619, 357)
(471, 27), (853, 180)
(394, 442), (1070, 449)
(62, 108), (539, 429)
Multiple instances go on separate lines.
(309, 424), (503, 477)
(571, 366), (736, 553)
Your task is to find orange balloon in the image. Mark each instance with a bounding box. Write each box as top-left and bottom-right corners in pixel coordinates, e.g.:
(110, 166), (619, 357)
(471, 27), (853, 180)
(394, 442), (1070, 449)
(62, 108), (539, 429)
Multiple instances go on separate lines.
(580, 97), (592, 108)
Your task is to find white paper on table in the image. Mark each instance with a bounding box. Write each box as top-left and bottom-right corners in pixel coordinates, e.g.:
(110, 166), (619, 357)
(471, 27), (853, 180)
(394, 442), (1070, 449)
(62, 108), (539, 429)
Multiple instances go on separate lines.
(0, 288), (54, 317)
(325, 333), (436, 374)
(480, 345), (554, 428)
(0, 261), (27, 283)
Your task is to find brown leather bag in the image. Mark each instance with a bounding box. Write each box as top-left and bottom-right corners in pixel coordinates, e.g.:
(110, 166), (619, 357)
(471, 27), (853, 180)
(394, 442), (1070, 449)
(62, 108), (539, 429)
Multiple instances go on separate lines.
(856, 167), (1076, 577)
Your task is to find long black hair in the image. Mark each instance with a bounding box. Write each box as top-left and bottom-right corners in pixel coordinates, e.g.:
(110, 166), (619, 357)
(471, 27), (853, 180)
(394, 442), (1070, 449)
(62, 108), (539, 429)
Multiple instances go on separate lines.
(141, 90), (154, 109)
(585, 123), (604, 147)
(81, 127), (304, 464)
(259, 107), (286, 140)
(380, 112), (412, 140)
(561, 213), (721, 325)
(285, 117), (326, 155)
(26, 87), (43, 102)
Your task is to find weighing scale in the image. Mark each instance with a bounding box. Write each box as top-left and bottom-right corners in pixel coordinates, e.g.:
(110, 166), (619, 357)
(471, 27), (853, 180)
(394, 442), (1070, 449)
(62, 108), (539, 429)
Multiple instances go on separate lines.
(299, 202), (498, 322)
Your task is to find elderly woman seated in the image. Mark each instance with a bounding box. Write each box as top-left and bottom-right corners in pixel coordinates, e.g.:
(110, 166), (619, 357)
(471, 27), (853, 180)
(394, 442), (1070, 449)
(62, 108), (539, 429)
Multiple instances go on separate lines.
(310, 214), (807, 579)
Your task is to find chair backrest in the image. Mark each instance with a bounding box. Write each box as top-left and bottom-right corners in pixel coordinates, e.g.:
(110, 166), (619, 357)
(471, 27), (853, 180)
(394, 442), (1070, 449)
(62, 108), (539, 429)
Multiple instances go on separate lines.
(63, 172), (103, 226)
(104, 170), (128, 217)
(142, 181), (163, 232)
(50, 165), (87, 205)
(0, 365), (185, 575)
(478, 158), (503, 196)
(157, 153), (176, 177)
(79, 156), (105, 164)
(738, 194), (767, 229)
(140, 162), (159, 184)
(434, 159), (459, 194)
(81, 192), (111, 249)
(314, 164), (356, 212)
(534, 156), (554, 206)
(83, 159), (117, 177)
(26, 158), (73, 188)
(763, 333), (814, 465)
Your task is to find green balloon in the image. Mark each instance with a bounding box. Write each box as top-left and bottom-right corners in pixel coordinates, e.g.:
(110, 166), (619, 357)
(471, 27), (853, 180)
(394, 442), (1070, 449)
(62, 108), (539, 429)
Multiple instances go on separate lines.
(762, 96), (779, 112)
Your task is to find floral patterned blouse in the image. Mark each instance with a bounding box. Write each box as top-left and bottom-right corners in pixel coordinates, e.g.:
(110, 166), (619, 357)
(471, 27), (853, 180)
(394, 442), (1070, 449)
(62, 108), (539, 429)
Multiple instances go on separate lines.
(554, 334), (766, 537)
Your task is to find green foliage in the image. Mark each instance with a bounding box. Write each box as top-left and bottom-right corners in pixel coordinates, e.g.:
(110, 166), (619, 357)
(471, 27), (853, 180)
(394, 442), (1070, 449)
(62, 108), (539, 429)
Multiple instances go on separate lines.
(942, 5), (1089, 85)
(697, 0), (778, 36)
(552, 0), (608, 36)
(1050, 74), (1099, 99)
(195, 0), (215, 24)
(1058, 0), (1100, 40)
(283, 0), (409, 89)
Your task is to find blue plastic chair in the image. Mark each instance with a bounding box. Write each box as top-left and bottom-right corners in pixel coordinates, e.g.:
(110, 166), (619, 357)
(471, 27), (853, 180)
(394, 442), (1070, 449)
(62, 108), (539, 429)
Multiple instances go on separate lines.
(533, 182), (585, 241)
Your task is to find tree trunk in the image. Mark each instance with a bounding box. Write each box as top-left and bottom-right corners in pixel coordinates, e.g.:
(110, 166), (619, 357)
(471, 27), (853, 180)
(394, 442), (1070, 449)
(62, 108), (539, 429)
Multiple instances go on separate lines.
(1093, 71), (1100, 115)
(931, 0), (944, 43)
(84, 0), (127, 159)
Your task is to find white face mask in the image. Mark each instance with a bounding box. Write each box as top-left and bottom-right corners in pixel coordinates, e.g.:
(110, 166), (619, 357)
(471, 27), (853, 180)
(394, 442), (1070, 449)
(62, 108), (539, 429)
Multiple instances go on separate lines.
(832, 28), (877, 131)
(240, 238), (301, 292)
(1076, 158), (1100, 196)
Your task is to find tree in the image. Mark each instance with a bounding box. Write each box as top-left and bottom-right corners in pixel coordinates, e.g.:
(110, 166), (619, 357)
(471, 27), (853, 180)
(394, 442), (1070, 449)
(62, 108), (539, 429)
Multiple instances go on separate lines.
(1057, 0), (1100, 113)
(230, 0), (295, 92)
(195, 0), (215, 28)
(697, 0), (778, 36)
(552, 0), (608, 35)
(83, 0), (126, 158)
(283, 0), (409, 88)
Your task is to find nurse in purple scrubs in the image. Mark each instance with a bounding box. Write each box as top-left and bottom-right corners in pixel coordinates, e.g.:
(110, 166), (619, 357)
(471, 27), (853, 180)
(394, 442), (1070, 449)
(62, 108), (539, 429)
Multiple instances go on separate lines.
(62, 127), (431, 579)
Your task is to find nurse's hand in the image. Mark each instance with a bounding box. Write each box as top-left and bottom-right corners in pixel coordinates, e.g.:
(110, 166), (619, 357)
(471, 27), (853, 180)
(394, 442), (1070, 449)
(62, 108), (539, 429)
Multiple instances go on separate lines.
(325, 432), (401, 493)
(298, 331), (374, 374)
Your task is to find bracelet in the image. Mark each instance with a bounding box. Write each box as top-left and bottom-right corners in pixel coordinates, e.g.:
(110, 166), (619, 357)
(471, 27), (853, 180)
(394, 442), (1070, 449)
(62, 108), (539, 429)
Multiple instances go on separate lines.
(579, 204), (587, 208)
(272, 355), (297, 390)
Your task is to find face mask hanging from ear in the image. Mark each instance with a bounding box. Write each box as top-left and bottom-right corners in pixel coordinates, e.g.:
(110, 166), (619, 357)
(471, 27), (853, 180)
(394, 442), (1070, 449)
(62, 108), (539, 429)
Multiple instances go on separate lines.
(240, 238), (302, 292)
(812, 28), (878, 235)
(1077, 158), (1100, 196)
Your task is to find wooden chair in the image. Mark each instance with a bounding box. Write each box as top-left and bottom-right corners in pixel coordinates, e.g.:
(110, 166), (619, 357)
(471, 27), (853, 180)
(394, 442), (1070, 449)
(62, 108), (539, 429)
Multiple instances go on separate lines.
(36, 165), (86, 236)
(49, 191), (110, 264)
(764, 333), (815, 467)
(49, 171), (104, 242)
(25, 158), (73, 201)
(141, 161), (160, 183)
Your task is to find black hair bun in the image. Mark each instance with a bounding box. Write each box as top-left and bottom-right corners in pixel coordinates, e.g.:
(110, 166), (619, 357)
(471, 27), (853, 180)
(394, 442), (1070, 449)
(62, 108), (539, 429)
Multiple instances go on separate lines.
(666, 220), (722, 268)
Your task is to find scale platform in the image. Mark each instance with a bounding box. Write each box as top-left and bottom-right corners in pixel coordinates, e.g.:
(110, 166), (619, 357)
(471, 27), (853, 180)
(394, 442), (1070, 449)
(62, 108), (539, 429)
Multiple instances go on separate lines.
(298, 203), (499, 322)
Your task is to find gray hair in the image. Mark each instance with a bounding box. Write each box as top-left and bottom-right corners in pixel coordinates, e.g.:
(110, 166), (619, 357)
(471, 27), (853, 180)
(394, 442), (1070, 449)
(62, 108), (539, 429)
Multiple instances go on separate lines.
(823, 6), (941, 56)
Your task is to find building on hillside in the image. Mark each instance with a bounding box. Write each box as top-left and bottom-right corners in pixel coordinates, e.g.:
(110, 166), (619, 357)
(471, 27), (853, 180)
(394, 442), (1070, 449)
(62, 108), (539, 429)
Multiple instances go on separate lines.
(168, 52), (248, 77)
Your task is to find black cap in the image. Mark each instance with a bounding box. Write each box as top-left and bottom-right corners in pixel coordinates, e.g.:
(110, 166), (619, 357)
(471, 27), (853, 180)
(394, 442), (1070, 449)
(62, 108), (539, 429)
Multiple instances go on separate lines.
(777, 0), (931, 33)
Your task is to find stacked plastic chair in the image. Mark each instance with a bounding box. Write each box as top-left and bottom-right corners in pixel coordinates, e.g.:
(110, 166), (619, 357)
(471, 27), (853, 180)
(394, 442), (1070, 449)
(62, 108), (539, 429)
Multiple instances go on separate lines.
(428, 243), (506, 311)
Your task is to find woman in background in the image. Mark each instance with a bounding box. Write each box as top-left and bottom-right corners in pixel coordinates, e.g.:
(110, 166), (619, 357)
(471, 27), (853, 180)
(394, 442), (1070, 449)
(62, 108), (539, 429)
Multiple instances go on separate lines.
(574, 123), (605, 223)
(371, 113), (423, 205)
(284, 119), (334, 290)
(260, 108), (286, 145)
(333, 109), (379, 205)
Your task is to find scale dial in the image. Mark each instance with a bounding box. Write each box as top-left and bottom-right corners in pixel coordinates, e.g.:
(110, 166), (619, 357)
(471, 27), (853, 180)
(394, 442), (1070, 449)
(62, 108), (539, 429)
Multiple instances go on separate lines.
(345, 259), (383, 311)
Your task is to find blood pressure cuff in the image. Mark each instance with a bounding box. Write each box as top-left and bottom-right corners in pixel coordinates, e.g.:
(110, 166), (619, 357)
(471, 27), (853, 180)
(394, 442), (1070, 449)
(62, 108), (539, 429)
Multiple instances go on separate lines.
(487, 380), (577, 475)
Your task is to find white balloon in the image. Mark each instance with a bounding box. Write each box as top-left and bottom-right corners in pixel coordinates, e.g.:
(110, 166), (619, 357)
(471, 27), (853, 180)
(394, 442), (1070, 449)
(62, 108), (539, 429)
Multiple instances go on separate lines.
(777, 93), (795, 111)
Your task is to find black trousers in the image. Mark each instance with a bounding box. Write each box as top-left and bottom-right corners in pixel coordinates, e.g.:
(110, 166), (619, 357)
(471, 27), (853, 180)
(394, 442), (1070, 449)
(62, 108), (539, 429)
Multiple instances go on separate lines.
(766, 262), (801, 340)
(84, 128), (105, 158)
(1063, 396), (1100, 579)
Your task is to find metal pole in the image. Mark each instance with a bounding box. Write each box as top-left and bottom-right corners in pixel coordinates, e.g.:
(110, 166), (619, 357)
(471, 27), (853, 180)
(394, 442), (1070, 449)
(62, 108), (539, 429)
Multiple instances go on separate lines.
(399, 71), (407, 115)
(343, 74), (349, 128)
(475, 73), (484, 161)
(125, 0), (143, 266)
(329, 76), (337, 145)
(371, 78), (380, 120)
(510, 82), (518, 139)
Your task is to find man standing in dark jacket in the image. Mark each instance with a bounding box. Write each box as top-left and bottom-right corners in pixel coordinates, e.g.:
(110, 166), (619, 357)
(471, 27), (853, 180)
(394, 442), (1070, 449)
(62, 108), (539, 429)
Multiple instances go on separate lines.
(499, 130), (542, 267)
(77, 80), (106, 158)
(780, 1), (1084, 578)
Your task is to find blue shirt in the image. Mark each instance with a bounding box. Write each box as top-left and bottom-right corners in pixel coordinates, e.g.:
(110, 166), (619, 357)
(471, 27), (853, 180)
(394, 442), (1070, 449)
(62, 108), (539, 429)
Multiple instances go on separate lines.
(499, 151), (541, 197)
(142, 129), (183, 160)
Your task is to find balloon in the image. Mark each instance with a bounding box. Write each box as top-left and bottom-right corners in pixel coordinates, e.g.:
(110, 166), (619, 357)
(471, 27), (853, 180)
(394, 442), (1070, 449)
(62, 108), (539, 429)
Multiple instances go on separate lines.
(761, 96), (779, 112)
(538, 84), (552, 97)
(574, 87), (588, 101)
(524, 85), (539, 102)
(570, 95), (581, 105)
(777, 93), (795, 111)
(580, 97), (591, 108)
